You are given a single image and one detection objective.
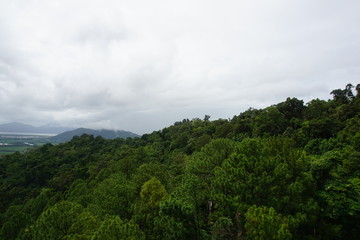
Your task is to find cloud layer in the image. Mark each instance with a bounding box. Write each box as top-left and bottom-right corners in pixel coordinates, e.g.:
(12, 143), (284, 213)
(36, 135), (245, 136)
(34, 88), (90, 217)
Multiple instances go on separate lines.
(1, 0), (359, 133)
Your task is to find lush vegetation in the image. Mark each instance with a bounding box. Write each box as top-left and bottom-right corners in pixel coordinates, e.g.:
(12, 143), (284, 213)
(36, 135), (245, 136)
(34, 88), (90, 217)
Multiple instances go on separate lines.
(1, 84), (359, 239)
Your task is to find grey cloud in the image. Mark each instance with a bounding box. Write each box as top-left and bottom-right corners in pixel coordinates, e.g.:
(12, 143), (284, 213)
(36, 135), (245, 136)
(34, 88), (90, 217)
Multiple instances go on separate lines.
(0, 0), (359, 133)
(74, 25), (127, 46)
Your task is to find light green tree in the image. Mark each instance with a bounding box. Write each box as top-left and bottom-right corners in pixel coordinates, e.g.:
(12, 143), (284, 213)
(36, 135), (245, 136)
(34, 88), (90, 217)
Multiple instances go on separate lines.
(245, 205), (292, 240)
(30, 201), (99, 240)
(91, 216), (144, 240)
(140, 177), (169, 210)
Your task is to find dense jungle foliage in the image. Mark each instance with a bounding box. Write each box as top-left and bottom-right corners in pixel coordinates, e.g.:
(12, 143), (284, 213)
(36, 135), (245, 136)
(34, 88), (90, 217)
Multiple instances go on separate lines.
(1, 83), (359, 239)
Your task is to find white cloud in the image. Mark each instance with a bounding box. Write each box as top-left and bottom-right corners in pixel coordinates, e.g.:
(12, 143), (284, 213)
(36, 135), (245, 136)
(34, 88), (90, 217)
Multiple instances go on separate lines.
(0, 0), (359, 133)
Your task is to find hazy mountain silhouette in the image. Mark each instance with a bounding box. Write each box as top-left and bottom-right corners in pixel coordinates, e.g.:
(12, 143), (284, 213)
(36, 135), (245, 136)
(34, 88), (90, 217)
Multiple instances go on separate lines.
(50, 128), (140, 142)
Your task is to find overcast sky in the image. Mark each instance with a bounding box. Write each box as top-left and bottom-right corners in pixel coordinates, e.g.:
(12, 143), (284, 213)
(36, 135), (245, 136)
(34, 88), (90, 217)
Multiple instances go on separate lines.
(0, 0), (359, 134)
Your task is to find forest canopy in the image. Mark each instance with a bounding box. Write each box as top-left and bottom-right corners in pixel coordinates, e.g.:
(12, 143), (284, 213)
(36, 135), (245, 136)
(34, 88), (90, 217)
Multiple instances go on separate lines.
(0, 83), (359, 239)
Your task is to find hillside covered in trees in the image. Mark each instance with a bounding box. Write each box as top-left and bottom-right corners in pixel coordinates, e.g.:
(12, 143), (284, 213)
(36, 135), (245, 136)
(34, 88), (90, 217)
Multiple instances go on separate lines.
(0, 84), (359, 239)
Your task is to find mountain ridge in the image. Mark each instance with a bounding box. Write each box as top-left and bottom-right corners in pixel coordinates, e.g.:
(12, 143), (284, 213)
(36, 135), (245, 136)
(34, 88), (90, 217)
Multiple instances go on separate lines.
(49, 127), (140, 142)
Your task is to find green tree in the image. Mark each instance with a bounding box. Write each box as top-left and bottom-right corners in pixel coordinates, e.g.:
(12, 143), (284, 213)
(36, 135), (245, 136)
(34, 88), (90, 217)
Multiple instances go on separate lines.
(153, 198), (200, 240)
(92, 216), (144, 240)
(331, 83), (355, 104)
(213, 123), (233, 139)
(304, 99), (330, 120)
(133, 177), (169, 239)
(277, 97), (304, 120)
(132, 162), (170, 192)
(140, 177), (169, 211)
(194, 134), (212, 151)
(211, 138), (316, 238)
(245, 205), (292, 240)
(311, 149), (360, 239)
(29, 201), (99, 240)
(253, 107), (288, 136)
(0, 205), (29, 240)
(89, 173), (136, 218)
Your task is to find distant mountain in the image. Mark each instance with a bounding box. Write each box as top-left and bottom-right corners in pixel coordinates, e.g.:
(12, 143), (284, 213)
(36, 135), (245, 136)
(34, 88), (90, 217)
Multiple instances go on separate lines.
(50, 128), (140, 142)
(0, 122), (73, 134)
